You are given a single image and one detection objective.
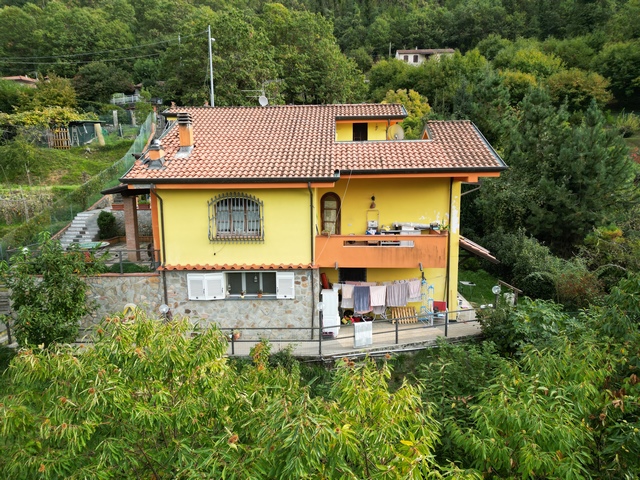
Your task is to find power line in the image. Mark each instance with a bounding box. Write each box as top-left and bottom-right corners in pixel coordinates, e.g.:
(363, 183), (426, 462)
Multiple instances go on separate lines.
(0, 30), (207, 62)
(0, 52), (164, 66)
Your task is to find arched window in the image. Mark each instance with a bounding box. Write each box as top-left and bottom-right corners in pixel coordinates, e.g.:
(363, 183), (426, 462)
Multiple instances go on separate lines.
(321, 193), (341, 235)
(208, 193), (264, 243)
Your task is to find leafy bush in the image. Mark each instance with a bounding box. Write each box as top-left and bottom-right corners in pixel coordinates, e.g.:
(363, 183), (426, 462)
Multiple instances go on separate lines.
(614, 111), (640, 137)
(483, 229), (561, 300)
(97, 210), (117, 239)
(476, 299), (570, 356)
(0, 311), (453, 479)
(0, 232), (99, 347)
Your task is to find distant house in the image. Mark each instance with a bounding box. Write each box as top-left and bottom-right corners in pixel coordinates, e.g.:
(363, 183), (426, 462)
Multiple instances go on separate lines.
(0, 75), (38, 88)
(395, 49), (455, 66)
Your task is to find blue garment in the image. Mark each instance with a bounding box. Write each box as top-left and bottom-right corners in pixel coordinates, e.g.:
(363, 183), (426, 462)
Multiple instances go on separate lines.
(353, 286), (371, 314)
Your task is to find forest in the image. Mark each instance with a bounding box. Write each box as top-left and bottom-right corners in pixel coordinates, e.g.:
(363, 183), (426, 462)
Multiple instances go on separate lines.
(1, 0), (640, 478)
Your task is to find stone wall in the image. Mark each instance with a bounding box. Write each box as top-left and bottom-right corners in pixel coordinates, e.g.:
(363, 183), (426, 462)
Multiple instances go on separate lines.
(111, 210), (153, 237)
(164, 270), (319, 341)
(83, 273), (164, 330)
(81, 270), (320, 341)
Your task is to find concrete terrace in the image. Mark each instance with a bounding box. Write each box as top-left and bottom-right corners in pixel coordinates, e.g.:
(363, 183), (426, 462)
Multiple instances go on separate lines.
(225, 308), (484, 361)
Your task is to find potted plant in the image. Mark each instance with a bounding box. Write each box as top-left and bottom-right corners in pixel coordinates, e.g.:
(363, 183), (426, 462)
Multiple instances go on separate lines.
(231, 329), (241, 341)
(257, 289), (263, 298)
(240, 290), (245, 299)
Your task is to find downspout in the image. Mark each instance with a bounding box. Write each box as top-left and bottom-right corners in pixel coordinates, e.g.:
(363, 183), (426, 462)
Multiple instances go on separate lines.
(308, 182), (316, 340)
(151, 186), (169, 305)
(445, 178), (453, 304)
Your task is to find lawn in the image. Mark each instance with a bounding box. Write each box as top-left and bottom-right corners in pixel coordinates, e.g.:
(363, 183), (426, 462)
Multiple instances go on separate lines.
(458, 268), (500, 306)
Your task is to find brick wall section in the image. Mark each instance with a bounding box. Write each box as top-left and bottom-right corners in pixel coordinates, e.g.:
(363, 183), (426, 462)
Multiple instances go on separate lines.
(81, 270), (320, 341)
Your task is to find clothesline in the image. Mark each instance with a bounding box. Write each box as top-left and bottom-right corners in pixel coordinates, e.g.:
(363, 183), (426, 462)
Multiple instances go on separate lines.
(335, 278), (424, 314)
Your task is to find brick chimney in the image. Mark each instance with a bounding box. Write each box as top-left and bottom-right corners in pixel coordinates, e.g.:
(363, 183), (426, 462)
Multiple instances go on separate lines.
(177, 112), (194, 148)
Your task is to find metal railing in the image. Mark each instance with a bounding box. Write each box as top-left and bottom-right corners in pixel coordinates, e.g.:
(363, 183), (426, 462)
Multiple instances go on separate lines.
(104, 248), (160, 273)
(111, 94), (141, 105)
(223, 305), (486, 356)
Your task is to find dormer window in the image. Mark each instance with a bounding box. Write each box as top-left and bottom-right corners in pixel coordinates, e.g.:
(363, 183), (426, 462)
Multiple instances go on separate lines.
(353, 123), (368, 142)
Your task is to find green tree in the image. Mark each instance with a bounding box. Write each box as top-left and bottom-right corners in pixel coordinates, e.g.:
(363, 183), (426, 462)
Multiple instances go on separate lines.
(0, 232), (100, 347)
(494, 43), (565, 79)
(0, 310), (463, 478)
(161, 8), (278, 106)
(593, 40), (640, 104)
(17, 73), (77, 111)
(382, 88), (430, 139)
(0, 79), (30, 114)
(545, 68), (612, 111)
(72, 61), (133, 104)
(479, 89), (637, 256)
(260, 3), (367, 104)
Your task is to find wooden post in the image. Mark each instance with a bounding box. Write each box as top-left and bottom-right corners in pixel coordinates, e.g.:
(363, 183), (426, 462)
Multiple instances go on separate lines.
(94, 123), (105, 146)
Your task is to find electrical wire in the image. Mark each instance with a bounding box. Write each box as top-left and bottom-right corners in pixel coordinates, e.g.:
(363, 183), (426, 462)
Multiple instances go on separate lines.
(0, 29), (208, 62)
(0, 52), (164, 66)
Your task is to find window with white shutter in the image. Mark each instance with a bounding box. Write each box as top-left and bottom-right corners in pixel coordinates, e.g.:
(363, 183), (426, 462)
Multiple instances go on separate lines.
(276, 271), (295, 299)
(187, 273), (225, 300)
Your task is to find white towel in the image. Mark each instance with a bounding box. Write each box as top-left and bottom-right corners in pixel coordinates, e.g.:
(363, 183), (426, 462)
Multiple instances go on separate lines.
(407, 279), (421, 302)
(369, 285), (387, 307)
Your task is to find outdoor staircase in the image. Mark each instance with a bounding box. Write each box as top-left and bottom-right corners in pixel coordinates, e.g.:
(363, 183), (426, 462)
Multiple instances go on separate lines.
(59, 210), (101, 250)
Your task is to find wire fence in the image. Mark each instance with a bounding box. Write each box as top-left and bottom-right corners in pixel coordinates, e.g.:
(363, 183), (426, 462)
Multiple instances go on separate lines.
(0, 112), (155, 254)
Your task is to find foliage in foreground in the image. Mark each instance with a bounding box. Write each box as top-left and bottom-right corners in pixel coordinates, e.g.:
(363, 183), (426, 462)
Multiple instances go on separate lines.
(464, 278), (640, 478)
(0, 309), (474, 480)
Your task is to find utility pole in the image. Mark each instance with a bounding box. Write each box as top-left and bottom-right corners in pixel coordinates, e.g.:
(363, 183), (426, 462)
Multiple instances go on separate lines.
(207, 25), (215, 107)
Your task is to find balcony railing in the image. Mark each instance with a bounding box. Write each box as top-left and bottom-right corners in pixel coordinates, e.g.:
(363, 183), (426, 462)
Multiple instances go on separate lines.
(110, 94), (141, 105)
(315, 233), (448, 269)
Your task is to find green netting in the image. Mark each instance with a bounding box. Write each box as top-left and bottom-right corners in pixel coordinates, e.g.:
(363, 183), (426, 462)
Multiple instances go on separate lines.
(0, 112), (156, 254)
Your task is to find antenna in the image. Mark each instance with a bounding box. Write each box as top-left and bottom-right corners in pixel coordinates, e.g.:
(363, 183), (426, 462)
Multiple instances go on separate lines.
(258, 95), (268, 107)
(387, 124), (405, 140)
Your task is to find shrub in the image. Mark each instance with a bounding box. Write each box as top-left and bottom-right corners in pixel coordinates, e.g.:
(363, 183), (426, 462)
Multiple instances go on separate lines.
(476, 299), (570, 356)
(0, 232), (97, 347)
(97, 210), (117, 239)
(615, 111), (640, 138)
(482, 229), (561, 300)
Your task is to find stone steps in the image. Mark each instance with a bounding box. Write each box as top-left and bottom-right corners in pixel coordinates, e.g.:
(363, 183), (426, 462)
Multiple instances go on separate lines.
(59, 210), (102, 249)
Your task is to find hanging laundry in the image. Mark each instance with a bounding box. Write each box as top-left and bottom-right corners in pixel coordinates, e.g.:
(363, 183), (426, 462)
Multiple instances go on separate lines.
(370, 285), (387, 307)
(353, 286), (372, 314)
(386, 283), (408, 307)
(341, 283), (354, 309)
(407, 279), (421, 302)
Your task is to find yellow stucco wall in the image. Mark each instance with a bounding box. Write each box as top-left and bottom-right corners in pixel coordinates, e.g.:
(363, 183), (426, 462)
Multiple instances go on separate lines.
(158, 188), (312, 266)
(316, 176), (452, 305)
(317, 177), (450, 235)
(335, 121), (389, 141)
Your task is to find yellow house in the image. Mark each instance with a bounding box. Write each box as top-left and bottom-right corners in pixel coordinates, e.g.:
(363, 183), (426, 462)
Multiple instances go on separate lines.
(119, 104), (506, 336)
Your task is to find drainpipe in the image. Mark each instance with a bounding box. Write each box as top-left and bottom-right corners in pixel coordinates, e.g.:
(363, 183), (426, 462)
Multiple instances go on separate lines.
(308, 182), (316, 340)
(151, 186), (169, 305)
(445, 178), (453, 306)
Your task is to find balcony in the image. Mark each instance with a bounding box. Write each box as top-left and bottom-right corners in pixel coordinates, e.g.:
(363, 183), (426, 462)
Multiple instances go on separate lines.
(315, 233), (448, 269)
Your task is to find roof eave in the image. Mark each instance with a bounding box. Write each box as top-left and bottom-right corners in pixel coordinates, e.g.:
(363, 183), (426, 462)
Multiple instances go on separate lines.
(337, 166), (507, 176)
(122, 175), (341, 185)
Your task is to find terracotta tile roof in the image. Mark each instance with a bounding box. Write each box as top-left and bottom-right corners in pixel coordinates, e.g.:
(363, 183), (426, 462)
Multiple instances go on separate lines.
(123, 104), (506, 183)
(396, 49), (455, 55)
(160, 263), (313, 271)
